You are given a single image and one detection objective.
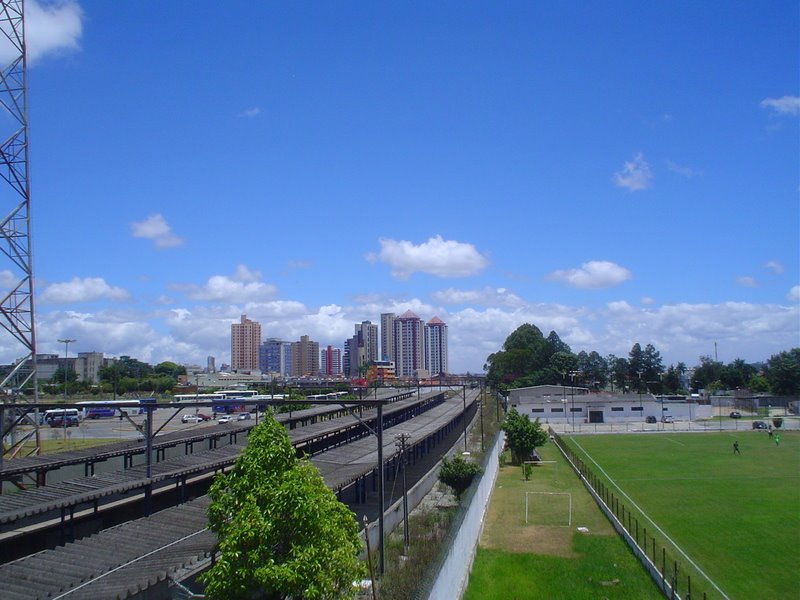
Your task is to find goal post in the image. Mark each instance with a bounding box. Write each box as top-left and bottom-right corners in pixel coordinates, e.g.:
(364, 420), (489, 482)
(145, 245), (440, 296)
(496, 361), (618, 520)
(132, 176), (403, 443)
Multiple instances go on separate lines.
(525, 491), (572, 527)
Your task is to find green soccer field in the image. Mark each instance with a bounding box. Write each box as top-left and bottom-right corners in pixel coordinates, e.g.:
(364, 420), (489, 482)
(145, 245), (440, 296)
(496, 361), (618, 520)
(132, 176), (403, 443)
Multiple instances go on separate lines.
(562, 430), (800, 600)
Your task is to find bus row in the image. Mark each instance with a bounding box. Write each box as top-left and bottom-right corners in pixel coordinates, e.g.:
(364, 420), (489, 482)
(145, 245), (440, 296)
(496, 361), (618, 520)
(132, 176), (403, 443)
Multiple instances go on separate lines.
(40, 399), (157, 425)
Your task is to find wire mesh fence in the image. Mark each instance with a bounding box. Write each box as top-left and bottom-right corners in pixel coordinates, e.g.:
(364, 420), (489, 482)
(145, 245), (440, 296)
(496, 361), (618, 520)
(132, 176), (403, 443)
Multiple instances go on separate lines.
(551, 428), (723, 600)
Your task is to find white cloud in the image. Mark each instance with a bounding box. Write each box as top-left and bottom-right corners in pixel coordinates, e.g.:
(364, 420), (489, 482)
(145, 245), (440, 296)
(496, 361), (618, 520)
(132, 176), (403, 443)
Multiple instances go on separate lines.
(640, 296), (654, 306)
(287, 259), (312, 270)
(0, 269), (18, 290)
(760, 96), (800, 117)
(666, 160), (700, 178)
(3, 290), (798, 374)
(736, 276), (758, 288)
(366, 235), (489, 279)
(788, 286), (800, 302)
(238, 107), (261, 118)
(0, 0), (83, 65)
(171, 266), (277, 303)
(546, 261), (632, 289)
(130, 214), (184, 249)
(39, 277), (130, 304)
(613, 153), (652, 191)
(763, 260), (784, 274)
(432, 287), (525, 308)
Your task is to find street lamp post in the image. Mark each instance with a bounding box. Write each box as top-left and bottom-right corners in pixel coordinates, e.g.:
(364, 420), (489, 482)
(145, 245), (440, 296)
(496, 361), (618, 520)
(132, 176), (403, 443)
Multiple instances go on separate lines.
(58, 338), (76, 442)
(58, 338), (76, 401)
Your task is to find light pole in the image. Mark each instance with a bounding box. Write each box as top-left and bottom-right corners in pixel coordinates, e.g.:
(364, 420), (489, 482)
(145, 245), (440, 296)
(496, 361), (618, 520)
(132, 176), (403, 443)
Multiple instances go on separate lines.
(58, 338), (76, 442)
(58, 338), (76, 401)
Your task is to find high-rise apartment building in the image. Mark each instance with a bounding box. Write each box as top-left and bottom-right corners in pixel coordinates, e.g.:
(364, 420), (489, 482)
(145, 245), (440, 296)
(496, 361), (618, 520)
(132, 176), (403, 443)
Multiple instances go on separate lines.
(260, 338), (291, 376)
(393, 310), (424, 378)
(291, 335), (319, 377)
(424, 316), (448, 376)
(380, 313), (395, 361)
(231, 314), (261, 371)
(355, 321), (379, 363)
(321, 346), (342, 376)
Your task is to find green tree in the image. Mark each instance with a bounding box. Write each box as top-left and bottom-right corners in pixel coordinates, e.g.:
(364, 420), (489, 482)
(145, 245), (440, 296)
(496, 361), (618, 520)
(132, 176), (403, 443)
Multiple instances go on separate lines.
(747, 375), (770, 393)
(201, 415), (364, 599)
(764, 349), (800, 395)
(501, 408), (548, 465)
(154, 361), (186, 378)
(576, 351), (608, 389)
(438, 455), (482, 501)
(691, 356), (723, 391)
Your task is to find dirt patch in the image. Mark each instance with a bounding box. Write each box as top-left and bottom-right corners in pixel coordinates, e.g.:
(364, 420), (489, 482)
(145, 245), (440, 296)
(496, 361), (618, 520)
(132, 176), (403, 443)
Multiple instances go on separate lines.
(481, 524), (579, 558)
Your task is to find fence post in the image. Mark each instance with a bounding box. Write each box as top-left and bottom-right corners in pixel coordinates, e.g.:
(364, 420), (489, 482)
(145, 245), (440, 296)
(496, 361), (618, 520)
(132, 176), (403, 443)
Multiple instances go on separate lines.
(673, 561), (678, 599)
(661, 548), (666, 592)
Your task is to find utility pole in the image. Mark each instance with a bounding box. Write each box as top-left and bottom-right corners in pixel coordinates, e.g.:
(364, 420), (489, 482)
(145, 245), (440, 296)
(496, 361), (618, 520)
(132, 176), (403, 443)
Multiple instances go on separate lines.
(395, 433), (411, 553)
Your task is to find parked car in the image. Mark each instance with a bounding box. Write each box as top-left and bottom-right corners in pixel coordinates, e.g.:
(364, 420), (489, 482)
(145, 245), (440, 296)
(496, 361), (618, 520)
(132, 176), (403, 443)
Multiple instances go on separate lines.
(752, 421), (768, 429)
(661, 415), (674, 424)
(729, 411), (742, 419)
(218, 415), (233, 424)
(645, 416), (657, 424)
(237, 412), (252, 421)
(182, 413), (211, 423)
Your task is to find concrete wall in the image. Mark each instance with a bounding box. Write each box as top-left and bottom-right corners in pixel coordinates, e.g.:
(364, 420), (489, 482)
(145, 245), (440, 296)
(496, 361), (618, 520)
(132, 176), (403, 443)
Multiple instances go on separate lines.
(427, 431), (504, 600)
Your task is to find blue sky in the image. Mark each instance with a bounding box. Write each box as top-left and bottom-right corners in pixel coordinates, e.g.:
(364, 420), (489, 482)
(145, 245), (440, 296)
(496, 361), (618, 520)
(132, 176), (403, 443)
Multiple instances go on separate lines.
(1, 1), (798, 373)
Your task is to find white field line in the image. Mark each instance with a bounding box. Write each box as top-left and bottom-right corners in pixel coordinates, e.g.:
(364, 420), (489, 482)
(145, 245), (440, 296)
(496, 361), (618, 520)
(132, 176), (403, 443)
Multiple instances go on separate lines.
(663, 436), (685, 446)
(570, 437), (731, 600)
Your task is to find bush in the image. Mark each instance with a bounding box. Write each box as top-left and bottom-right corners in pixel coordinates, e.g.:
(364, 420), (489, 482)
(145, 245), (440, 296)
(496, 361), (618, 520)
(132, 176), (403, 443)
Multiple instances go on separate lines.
(772, 417), (783, 429)
(438, 455), (482, 501)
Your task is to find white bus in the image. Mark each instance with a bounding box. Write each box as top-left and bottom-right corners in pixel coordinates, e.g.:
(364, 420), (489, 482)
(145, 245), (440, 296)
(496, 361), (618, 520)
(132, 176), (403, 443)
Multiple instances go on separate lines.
(42, 408), (81, 426)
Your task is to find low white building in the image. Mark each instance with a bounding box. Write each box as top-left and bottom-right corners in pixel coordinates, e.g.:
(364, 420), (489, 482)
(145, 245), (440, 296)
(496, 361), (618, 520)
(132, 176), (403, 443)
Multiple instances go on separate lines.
(507, 385), (707, 424)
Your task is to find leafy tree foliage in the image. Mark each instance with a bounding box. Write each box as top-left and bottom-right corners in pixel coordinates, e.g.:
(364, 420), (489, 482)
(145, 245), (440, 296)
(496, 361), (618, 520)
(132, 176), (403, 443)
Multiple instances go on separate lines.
(501, 408), (548, 465)
(765, 348), (800, 395)
(720, 359), (757, 390)
(201, 415), (364, 599)
(154, 361), (186, 378)
(747, 375), (770, 393)
(485, 324), (577, 390)
(576, 351), (608, 389)
(438, 455), (482, 501)
(691, 356), (724, 391)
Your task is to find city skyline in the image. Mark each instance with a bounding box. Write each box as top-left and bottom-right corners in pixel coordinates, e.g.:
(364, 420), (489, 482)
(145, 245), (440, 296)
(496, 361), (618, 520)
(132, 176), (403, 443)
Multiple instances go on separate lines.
(0, 2), (797, 375)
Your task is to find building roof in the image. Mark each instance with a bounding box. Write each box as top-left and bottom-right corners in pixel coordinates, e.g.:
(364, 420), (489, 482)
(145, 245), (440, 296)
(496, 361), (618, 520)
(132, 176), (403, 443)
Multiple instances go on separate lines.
(398, 310), (419, 320)
(427, 316), (446, 325)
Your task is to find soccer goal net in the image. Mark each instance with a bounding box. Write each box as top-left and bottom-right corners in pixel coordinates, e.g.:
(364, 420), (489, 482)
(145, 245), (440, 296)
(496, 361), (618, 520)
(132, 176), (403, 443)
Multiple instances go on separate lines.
(524, 491), (572, 527)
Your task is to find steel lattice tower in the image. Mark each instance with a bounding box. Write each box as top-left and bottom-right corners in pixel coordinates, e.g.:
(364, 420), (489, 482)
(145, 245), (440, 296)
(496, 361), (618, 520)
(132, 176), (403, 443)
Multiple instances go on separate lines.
(0, 0), (39, 462)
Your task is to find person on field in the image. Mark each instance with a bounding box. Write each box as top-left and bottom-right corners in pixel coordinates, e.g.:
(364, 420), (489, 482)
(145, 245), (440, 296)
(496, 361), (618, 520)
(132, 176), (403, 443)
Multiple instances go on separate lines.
(774, 433), (780, 446)
(733, 440), (740, 455)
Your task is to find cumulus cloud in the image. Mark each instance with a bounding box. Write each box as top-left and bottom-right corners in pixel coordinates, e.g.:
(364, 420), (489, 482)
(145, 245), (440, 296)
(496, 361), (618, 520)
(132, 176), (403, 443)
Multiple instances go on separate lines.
(238, 107), (261, 118)
(172, 265), (277, 303)
(736, 276), (758, 288)
(763, 260), (784, 274)
(0, 0), (83, 65)
(613, 153), (652, 191)
(788, 286), (800, 302)
(432, 287), (525, 308)
(546, 261), (632, 289)
(0, 269), (18, 290)
(130, 214), (184, 249)
(39, 277), (130, 304)
(760, 96), (800, 117)
(366, 235), (488, 279)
